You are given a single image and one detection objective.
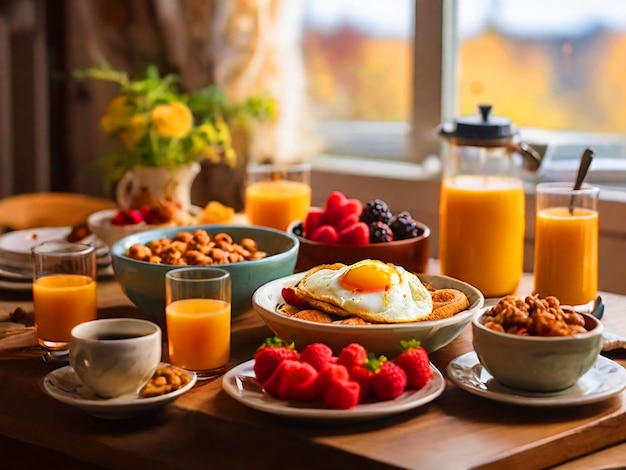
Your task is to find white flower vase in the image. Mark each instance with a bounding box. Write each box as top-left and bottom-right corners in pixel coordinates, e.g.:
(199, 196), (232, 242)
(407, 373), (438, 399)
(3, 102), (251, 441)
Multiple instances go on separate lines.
(115, 161), (201, 213)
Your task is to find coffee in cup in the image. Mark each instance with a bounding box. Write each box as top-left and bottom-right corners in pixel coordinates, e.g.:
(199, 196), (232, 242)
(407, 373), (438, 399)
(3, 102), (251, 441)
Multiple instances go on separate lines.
(69, 318), (162, 398)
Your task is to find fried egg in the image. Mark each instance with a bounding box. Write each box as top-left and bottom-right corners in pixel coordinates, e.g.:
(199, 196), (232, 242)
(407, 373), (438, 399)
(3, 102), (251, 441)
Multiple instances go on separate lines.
(296, 260), (433, 323)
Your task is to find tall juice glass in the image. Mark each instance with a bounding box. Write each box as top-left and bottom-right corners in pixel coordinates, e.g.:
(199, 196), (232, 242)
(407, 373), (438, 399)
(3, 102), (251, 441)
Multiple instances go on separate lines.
(440, 175), (525, 297)
(534, 182), (599, 305)
(165, 267), (231, 378)
(245, 162), (311, 231)
(32, 241), (97, 351)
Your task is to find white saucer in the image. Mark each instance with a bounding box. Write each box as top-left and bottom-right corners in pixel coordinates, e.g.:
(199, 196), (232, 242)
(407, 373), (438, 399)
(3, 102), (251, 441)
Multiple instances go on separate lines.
(0, 265), (115, 292)
(222, 359), (446, 420)
(42, 363), (197, 419)
(447, 352), (626, 407)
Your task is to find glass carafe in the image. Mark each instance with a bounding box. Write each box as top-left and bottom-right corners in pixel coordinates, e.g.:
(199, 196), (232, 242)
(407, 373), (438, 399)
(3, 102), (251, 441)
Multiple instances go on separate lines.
(438, 105), (541, 297)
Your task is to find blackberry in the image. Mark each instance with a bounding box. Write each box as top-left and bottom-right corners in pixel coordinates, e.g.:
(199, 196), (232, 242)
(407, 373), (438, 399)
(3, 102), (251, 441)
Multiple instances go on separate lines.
(369, 221), (394, 243)
(291, 221), (304, 237)
(361, 199), (393, 225)
(390, 211), (424, 240)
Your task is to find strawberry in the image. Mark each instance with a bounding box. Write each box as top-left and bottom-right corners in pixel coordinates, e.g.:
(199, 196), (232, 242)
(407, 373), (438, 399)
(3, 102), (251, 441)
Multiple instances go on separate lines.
(337, 343), (368, 370)
(323, 379), (360, 410)
(337, 222), (370, 245)
(277, 361), (319, 401)
(349, 364), (375, 403)
(309, 225), (338, 244)
(324, 193), (363, 227)
(111, 209), (143, 226)
(300, 343), (336, 371)
(394, 339), (432, 389)
(304, 207), (325, 237)
(262, 359), (300, 399)
(253, 337), (298, 385)
(313, 363), (349, 398)
(371, 360), (407, 401)
(335, 213), (360, 232)
(281, 286), (308, 309)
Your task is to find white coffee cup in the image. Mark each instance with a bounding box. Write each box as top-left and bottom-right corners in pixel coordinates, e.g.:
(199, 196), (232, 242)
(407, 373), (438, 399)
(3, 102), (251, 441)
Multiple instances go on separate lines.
(69, 318), (162, 398)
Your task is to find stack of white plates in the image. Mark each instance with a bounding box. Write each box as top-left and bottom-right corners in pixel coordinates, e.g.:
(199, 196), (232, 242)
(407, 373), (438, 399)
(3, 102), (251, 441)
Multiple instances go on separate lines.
(0, 227), (113, 292)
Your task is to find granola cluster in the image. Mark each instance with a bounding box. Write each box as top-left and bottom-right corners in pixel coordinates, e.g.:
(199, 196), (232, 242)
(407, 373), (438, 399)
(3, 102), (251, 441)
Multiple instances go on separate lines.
(126, 229), (267, 265)
(482, 294), (587, 336)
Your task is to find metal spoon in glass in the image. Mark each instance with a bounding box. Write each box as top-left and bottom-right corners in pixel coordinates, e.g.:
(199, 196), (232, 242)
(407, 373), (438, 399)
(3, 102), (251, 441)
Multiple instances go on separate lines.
(568, 147), (595, 214)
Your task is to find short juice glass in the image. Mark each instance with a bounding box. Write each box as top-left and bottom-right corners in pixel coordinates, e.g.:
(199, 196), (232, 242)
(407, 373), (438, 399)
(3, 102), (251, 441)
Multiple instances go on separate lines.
(165, 267), (231, 379)
(533, 182), (599, 305)
(245, 162), (311, 231)
(32, 241), (97, 351)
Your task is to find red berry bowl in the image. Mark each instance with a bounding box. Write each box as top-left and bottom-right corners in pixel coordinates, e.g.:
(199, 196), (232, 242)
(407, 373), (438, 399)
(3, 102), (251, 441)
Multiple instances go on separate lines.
(290, 219), (430, 274)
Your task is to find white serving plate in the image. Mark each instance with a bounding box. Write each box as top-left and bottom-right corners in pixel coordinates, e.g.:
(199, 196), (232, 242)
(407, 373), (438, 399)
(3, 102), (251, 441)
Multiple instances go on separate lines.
(223, 359), (445, 420)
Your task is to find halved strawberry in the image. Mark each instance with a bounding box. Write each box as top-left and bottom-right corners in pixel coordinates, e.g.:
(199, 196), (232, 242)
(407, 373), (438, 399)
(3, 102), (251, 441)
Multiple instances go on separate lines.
(337, 222), (369, 245)
(335, 213), (360, 232)
(281, 286), (309, 309)
(304, 207), (325, 237)
(309, 225), (338, 244)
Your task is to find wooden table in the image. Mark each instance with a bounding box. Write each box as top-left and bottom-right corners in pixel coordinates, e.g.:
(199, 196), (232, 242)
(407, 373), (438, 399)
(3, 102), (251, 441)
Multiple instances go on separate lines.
(2, 275), (626, 470)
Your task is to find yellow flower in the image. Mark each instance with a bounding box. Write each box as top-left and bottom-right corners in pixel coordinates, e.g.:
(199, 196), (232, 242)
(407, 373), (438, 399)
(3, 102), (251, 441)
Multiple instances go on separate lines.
(100, 96), (134, 134)
(150, 102), (193, 138)
(119, 114), (147, 150)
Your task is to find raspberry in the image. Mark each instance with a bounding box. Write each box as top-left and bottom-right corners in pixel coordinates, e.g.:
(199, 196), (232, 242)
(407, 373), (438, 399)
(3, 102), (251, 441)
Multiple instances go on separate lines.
(300, 343), (336, 371)
(337, 343), (368, 370)
(369, 221), (394, 243)
(389, 211), (424, 240)
(360, 199), (393, 225)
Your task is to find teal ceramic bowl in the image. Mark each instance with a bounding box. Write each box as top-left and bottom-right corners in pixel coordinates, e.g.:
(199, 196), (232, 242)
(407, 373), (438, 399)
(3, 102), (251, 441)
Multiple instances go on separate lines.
(111, 225), (299, 326)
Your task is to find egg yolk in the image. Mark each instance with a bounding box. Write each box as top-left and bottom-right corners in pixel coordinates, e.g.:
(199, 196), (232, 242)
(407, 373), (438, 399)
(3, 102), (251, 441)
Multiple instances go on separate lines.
(340, 261), (396, 291)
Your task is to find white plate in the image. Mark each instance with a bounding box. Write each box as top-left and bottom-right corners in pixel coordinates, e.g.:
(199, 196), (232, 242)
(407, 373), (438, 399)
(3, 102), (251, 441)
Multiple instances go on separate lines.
(222, 359), (446, 420)
(42, 363), (197, 419)
(447, 352), (626, 407)
(0, 227), (109, 269)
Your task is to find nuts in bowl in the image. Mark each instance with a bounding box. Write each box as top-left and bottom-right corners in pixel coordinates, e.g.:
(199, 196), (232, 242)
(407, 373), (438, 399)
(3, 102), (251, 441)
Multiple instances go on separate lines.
(472, 294), (604, 392)
(252, 262), (484, 357)
(111, 225), (299, 326)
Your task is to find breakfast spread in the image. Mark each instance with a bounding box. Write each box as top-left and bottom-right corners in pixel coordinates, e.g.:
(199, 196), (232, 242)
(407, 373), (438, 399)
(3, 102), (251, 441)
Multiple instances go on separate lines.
(483, 294), (587, 336)
(253, 337), (432, 409)
(279, 259), (469, 324)
(125, 229), (267, 265)
(292, 191), (424, 245)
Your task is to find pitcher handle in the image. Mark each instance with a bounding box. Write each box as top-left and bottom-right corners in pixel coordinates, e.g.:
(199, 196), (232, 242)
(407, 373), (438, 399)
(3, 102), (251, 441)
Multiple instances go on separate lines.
(115, 170), (138, 211)
(506, 142), (543, 172)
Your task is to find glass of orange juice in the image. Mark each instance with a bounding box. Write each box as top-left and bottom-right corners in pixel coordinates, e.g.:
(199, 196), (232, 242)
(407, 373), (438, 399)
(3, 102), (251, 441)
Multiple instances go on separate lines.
(32, 241), (97, 352)
(245, 162), (311, 231)
(533, 182), (600, 306)
(165, 267), (231, 379)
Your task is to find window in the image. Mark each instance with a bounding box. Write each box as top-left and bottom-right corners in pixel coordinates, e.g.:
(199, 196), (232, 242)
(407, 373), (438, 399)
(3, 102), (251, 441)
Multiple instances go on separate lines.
(302, 0), (626, 187)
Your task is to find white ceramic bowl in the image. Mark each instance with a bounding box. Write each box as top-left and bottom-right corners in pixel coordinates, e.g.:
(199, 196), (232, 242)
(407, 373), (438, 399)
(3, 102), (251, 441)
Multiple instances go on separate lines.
(472, 310), (603, 392)
(87, 209), (154, 247)
(252, 272), (484, 357)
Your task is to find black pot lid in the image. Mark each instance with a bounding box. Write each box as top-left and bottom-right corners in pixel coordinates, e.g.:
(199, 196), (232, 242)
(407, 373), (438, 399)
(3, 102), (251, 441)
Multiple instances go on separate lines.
(442, 104), (515, 141)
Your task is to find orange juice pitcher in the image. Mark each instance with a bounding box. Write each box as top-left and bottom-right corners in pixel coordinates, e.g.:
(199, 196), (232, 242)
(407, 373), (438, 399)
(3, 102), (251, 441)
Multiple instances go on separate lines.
(439, 105), (542, 297)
